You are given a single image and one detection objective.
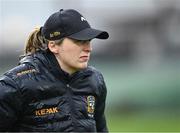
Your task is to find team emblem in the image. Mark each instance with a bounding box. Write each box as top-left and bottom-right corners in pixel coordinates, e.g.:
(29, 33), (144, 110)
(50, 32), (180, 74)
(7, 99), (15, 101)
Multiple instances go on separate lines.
(87, 95), (95, 118)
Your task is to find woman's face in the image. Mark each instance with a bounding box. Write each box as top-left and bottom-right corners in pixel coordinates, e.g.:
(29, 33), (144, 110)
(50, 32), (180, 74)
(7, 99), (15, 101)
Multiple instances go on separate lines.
(52, 38), (92, 74)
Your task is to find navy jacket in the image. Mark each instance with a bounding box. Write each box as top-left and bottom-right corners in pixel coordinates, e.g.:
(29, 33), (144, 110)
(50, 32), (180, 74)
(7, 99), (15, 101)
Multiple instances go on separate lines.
(0, 50), (108, 132)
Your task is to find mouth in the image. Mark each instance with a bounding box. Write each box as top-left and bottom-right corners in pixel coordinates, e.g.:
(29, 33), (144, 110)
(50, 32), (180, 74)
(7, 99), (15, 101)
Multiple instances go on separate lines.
(79, 56), (89, 62)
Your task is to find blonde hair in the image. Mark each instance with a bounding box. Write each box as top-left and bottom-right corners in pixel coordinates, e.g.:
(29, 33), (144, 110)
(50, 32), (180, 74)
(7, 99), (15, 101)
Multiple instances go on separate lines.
(25, 27), (47, 54)
(25, 27), (64, 54)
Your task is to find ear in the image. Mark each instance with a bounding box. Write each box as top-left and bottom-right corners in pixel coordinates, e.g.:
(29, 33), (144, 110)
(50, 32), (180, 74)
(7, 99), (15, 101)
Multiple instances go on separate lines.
(48, 41), (59, 54)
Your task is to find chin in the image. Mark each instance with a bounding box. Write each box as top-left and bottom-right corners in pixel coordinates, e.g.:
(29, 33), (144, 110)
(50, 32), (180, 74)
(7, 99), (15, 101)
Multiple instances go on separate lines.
(78, 62), (88, 69)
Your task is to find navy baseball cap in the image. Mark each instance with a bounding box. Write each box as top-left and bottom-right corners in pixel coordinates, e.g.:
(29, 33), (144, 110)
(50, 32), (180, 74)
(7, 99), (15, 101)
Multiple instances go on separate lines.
(41, 9), (109, 41)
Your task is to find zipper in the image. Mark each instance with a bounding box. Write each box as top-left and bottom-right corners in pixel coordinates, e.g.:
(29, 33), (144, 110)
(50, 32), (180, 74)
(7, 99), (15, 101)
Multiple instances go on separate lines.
(64, 70), (93, 130)
(65, 83), (77, 130)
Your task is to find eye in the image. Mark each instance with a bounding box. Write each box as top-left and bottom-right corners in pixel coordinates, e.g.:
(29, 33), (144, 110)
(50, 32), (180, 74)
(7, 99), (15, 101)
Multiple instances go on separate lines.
(81, 40), (91, 44)
(73, 40), (91, 45)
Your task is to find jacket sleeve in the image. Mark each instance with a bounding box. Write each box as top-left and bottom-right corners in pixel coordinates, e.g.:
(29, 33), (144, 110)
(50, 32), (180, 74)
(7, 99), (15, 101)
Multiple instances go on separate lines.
(95, 74), (108, 132)
(0, 75), (22, 131)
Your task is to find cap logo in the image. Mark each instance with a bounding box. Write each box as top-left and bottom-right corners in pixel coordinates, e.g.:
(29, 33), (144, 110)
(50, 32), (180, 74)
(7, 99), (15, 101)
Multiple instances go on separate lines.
(50, 31), (61, 38)
(81, 16), (86, 22)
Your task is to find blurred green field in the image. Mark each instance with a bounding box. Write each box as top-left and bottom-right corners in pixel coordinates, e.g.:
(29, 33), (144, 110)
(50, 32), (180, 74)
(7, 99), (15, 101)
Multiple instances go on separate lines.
(106, 111), (180, 132)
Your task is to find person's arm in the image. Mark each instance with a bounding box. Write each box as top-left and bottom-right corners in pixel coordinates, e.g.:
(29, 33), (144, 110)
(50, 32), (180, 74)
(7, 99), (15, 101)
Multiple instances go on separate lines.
(0, 75), (22, 131)
(95, 74), (108, 132)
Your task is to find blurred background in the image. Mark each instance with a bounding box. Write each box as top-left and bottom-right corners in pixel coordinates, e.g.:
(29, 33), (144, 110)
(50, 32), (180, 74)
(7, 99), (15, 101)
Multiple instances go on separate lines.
(1, 0), (180, 132)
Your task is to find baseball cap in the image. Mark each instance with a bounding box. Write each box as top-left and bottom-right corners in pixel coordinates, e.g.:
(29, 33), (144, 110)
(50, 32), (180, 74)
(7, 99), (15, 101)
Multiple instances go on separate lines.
(41, 9), (109, 41)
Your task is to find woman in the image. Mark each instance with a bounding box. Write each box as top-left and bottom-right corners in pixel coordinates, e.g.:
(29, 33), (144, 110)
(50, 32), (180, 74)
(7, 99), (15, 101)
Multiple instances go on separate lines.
(0, 9), (109, 132)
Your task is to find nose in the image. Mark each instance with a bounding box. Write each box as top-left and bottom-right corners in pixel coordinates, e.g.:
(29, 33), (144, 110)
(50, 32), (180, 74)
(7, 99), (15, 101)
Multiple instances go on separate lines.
(83, 42), (92, 52)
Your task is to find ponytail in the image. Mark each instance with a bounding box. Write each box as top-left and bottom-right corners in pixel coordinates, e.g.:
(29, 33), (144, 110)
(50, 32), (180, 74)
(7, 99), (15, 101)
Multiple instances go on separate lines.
(25, 27), (47, 54)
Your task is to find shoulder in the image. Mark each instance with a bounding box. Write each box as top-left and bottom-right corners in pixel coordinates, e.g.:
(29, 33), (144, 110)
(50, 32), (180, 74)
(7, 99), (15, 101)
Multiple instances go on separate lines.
(86, 66), (107, 98)
(0, 54), (39, 87)
(87, 66), (102, 75)
(3, 63), (37, 81)
(0, 70), (21, 100)
(0, 64), (35, 91)
(87, 66), (105, 85)
(0, 54), (41, 98)
(0, 60), (39, 98)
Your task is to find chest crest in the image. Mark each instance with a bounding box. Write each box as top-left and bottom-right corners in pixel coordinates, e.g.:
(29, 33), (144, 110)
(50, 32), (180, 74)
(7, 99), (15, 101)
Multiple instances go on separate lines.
(87, 95), (95, 118)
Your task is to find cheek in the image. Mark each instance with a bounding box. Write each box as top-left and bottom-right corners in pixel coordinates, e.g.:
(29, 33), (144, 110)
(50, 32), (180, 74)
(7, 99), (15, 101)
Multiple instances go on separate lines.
(62, 48), (80, 62)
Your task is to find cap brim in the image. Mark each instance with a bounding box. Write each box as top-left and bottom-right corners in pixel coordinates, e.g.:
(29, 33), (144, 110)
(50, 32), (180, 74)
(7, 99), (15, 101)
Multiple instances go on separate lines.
(68, 28), (109, 41)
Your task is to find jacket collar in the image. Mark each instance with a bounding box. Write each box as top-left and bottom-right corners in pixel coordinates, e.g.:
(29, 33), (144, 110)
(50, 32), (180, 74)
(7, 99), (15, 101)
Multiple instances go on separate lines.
(41, 50), (71, 81)
(35, 50), (92, 82)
